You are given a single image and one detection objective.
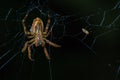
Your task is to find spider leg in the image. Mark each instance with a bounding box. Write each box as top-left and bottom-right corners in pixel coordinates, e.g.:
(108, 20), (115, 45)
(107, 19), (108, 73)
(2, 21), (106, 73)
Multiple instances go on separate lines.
(29, 41), (36, 47)
(45, 15), (50, 33)
(22, 13), (34, 35)
(22, 42), (28, 53)
(43, 38), (61, 47)
(27, 46), (34, 61)
(22, 38), (35, 61)
(22, 13), (29, 34)
(28, 38), (35, 43)
(22, 38), (34, 52)
(46, 30), (51, 37)
(27, 41), (36, 61)
(43, 46), (51, 60)
(27, 35), (34, 39)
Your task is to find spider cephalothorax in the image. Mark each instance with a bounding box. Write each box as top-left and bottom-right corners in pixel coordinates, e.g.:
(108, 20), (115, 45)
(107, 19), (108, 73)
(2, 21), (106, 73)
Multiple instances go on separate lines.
(21, 13), (61, 61)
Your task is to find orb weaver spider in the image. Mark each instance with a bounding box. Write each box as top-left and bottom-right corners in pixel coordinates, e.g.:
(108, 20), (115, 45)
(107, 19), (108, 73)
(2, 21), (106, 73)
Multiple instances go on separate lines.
(21, 13), (61, 61)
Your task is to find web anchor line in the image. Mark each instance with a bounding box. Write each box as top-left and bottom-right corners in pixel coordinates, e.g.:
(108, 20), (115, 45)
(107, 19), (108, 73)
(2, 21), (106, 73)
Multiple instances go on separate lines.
(48, 60), (53, 80)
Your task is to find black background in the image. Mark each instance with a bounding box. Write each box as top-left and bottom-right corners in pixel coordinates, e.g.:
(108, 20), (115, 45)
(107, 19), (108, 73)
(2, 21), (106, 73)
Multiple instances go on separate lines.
(0, 0), (120, 80)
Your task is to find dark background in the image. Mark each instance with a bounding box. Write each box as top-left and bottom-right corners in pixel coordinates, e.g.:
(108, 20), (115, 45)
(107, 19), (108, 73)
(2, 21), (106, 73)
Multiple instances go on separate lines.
(0, 0), (120, 80)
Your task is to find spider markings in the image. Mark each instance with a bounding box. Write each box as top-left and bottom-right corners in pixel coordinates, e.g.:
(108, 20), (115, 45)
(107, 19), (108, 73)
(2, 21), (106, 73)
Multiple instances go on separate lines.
(21, 13), (61, 61)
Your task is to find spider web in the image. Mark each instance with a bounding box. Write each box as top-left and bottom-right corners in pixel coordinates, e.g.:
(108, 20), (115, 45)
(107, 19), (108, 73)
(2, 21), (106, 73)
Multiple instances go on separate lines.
(0, 0), (120, 80)
(0, 0), (68, 80)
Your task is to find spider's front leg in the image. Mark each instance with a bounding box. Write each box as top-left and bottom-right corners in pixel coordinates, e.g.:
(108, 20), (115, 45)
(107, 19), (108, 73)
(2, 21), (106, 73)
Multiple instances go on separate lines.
(22, 13), (34, 35)
(22, 13), (29, 34)
(44, 14), (51, 37)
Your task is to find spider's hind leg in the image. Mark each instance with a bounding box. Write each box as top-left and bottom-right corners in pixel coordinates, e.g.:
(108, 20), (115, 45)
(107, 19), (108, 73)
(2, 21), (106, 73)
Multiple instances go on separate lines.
(44, 38), (61, 47)
(43, 46), (51, 60)
(27, 41), (36, 61)
(28, 46), (34, 61)
(22, 42), (28, 53)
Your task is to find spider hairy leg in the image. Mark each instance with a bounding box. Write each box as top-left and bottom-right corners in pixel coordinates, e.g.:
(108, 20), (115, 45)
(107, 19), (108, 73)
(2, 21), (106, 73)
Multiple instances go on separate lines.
(22, 40), (36, 61)
(21, 40), (35, 53)
(45, 14), (51, 33)
(27, 41), (36, 60)
(44, 38), (61, 47)
(22, 42), (28, 53)
(28, 38), (35, 43)
(27, 35), (34, 39)
(22, 13), (29, 34)
(43, 46), (51, 60)
(28, 46), (34, 61)
(45, 20), (50, 32)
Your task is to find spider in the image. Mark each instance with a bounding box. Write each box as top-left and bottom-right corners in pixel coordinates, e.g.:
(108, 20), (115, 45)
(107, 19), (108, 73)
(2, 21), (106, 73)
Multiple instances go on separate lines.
(21, 13), (61, 61)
